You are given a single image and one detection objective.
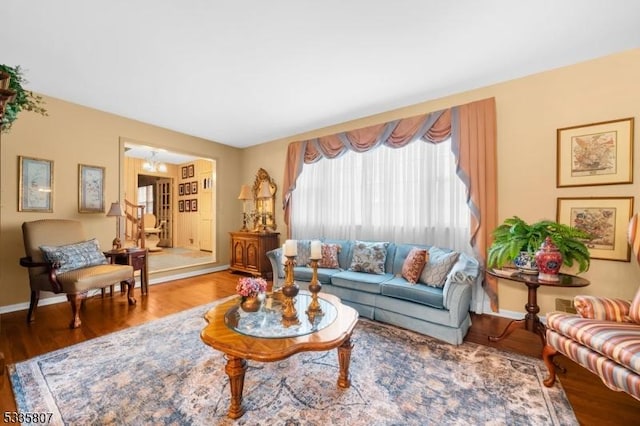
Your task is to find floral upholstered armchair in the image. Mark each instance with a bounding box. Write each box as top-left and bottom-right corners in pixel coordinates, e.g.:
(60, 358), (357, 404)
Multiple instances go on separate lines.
(542, 214), (640, 401)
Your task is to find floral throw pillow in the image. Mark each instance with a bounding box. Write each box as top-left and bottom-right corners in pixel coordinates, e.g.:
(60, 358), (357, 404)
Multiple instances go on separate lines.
(419, 247), (460, 287)
(40, 238), (108, 273)
(348, 241), (389, 274)
(318, 243), (341, 269)
(401, 248), (429, 284)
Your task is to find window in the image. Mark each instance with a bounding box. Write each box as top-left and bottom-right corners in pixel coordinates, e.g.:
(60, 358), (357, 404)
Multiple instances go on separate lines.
(138, 185), (154, 215)
(291, 138), (471, 252)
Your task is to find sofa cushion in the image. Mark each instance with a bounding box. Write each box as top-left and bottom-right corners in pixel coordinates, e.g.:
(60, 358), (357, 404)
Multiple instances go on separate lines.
(293, 266), (342, 284)
(420, 247), (460, 287)
(322, 239), (353, 270)
(401, 247), (428, 284)
(574, 295), (632, 322)
(40, 238), (108, 273)
(296, 240), (313, 266)
(381, 276), (445, 309)
(318, 243), (341, 269)
(330, 270), (391, 294)
(348, 241), (389, 274)
(630, 286), (640, 324)
(546, 311), (640, 374)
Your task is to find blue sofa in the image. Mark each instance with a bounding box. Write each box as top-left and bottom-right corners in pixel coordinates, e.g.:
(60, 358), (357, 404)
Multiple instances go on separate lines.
(266, 239), (481, 345)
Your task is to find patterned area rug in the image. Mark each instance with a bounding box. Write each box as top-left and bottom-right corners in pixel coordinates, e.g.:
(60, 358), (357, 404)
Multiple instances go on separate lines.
(9, 299), (577, 425)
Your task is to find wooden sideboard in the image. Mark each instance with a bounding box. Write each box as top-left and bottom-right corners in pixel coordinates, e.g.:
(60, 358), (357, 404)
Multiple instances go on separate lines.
(229, 232), (280, 278)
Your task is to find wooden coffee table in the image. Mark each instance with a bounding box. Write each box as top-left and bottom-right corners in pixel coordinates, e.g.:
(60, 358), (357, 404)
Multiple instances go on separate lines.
(200, 291), (358, 419)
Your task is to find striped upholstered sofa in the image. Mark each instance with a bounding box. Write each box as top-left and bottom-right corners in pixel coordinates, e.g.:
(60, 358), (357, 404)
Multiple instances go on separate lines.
(542, 291), (640, 401)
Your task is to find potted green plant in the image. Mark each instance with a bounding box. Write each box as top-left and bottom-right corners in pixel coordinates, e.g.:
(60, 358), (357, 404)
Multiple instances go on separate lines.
(0, 65), (47, 133)
(487, 216), (591, 273)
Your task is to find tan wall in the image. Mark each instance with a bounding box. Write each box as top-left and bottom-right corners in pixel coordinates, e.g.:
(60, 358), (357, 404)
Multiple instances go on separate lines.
(0, 96), (242, 307)
(243, 48), (640, 315)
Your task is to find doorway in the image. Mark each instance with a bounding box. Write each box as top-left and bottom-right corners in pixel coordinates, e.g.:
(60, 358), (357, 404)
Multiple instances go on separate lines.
(122, 140), (217, 274)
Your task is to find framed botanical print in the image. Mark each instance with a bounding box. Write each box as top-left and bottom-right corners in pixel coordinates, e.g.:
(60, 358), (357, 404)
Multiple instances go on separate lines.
(557, 197), (633, 261)
(78, 164), (106, 213)
(191, 198), (198, 212)
(181, 166), (188, 179)
(179, 200), (184, 212)
(191, 181), (197, 194)
(18, 156), (53, 212)
(556, 117), (634, 187)
(185, 199), (191, 212)
(185, 181), (191, 195)
(179, 183), (184, 196)
(188, 164), (195, 178)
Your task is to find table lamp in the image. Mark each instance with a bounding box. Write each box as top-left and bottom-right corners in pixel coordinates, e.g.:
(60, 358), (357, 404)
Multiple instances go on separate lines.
(106, 202), (125, 250)
(237, 184), (253, 231)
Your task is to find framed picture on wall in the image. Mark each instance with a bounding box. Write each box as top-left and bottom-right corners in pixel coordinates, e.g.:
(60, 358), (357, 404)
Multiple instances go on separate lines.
(188, 164), (195, 178)
(556, 117), (634, 187)
(179, 183), (185, 196)
(191, 181), (197, 194)
(18, 156), (54, 212)
(78, 164), (105, 213)
(191, 199), (198, 212)
(557, 196), (633, 261)
(181, 166), (188, 179)
(179, 200), (184, 212)
(184, 181), (191, 195)
(185, 199), (191, 212)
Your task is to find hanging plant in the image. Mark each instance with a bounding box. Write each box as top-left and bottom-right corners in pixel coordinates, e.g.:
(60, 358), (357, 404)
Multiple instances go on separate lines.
(0, 65), (48, 133)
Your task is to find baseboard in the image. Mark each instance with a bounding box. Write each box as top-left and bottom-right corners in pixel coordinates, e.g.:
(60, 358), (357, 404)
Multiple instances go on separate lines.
(0, 264), (229, 315)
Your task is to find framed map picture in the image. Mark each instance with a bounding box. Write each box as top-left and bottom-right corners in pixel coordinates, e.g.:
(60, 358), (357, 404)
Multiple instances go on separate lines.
(18, 156), (53, 212)
(556, 117), (634, 187)
(557, 197), (633, 261)
(78, 164), (105, 213)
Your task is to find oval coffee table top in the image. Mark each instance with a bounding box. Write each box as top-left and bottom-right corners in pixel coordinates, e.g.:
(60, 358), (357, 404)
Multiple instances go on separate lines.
(201, 291), (359, 362)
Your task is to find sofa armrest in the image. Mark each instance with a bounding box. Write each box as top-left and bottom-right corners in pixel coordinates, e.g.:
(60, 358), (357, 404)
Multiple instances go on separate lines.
(266, 248), (285, 290)
(574, 295), (631, 322)
(442, 281), (472, 325)
(19, 256), (64, 293)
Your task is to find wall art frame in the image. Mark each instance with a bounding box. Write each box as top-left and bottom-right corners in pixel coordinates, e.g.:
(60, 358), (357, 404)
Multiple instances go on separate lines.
(556, 117), (634, 187)
(184, 181), (191, 195)
(179, 200), (184, 212)
(191, 198), (198, 212)
(18, 155), (54, 212)
(191, 181), (198, 194)
(181, 166), (188, 179)
(557, 196), (633, 262)
(179, 183), (185, 196)
(78, 164), (106, 213)
(188, 164), (195, 178)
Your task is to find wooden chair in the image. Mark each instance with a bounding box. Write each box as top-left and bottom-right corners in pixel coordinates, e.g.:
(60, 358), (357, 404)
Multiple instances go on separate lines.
(20, 219), (136, 329)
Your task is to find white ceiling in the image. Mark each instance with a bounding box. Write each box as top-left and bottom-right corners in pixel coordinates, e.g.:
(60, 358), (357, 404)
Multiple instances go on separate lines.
(3, 1), (640, 148)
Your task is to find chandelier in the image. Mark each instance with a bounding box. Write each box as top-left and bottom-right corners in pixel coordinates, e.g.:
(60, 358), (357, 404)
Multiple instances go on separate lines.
(142, 151), (167, 173)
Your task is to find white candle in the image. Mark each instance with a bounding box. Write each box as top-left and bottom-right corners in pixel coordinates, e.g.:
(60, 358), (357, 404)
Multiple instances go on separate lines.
(284, 239), (297, 256)
(281, 244), (287, 264)
(310, 240), (322, 260)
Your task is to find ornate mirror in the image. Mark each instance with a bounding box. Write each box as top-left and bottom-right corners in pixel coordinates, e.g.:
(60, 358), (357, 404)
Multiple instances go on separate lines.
(252, 168), (277, 232)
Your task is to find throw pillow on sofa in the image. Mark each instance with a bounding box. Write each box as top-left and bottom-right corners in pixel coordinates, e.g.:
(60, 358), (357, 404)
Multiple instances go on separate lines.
(420, 247), (460, 287)
(349, 241), (389, 274)
(318, 243), (341, 269)
(40, 238), (108, 273)
(401, 247), (429, 283)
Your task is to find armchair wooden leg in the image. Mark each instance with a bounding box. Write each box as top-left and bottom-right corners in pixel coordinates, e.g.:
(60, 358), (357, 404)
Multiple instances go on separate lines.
(67, 293), (84, 329)
(27, 290), (39, 323)
(542, 343), (558, 387)
(124, 278), (137, 305)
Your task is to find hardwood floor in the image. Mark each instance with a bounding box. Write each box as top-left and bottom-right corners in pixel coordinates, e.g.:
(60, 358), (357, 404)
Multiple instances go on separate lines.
(1, 271), (638, 424)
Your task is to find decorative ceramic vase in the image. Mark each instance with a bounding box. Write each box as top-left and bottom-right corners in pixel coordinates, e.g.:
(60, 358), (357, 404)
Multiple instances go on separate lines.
(240, 295), (261, 312)
(514, 251), (538, 274)
(535, 237), (563, 282)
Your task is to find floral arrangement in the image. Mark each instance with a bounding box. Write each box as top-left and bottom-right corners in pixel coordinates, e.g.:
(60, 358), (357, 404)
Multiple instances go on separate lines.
(236, 277), (267, 297)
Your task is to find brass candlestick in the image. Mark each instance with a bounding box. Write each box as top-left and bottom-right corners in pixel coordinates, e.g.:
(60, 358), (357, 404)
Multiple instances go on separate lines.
(306, 258), (323, 315)
(281, 254), (300, 327)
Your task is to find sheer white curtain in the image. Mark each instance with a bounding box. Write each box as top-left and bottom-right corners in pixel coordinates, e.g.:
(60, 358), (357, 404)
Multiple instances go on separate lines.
(291, 138), (472, 253)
